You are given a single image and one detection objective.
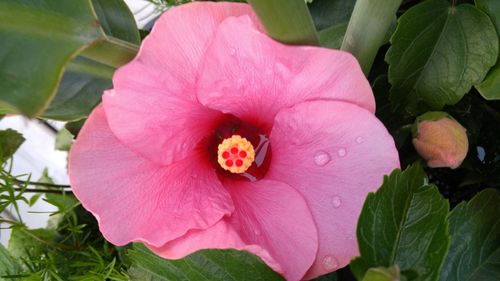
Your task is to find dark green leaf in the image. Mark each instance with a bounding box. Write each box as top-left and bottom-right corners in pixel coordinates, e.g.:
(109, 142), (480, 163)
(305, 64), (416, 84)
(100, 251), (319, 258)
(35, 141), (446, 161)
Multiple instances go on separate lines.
(311, 271), (338, 281)
(387, 0), (498, 115)
(476, 64), (500, 100)
(351, 164), (450, 281)
(65, 118), (87, 137)
(475, 0), (500, 100)
(308, 0), (355, 50)
(308, 0), (356, 31)
(92, 0), (141, 44)
(318, 24), (348, 50)
(0, 0), (103, 117)
(0, 0), (138, 117)
(42, 0), (140, 121)
(0, 129), (25, 162)
(41, 57), (112, 121)
(439, 189), (500, 281)
(128, 243), (284, 281)
(476, 0), (500, 32)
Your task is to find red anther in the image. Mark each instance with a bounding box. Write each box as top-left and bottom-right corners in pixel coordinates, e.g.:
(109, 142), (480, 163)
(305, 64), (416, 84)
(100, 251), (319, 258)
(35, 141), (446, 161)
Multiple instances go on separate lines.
(235, 159), (243, 167)
(225, 160), (234, 167)
(239, 151), (247, 158)
(231, 147), (239, 154)
(222, 151), (230, 159)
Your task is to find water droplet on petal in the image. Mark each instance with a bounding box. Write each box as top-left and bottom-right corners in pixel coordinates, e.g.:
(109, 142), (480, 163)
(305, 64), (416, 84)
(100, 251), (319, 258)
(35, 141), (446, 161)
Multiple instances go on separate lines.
(345, 231), (354, 240)
(254, 229), (261, 235)
(331, 195), (342, 208)
(337, 148), (347, 157)
(230, 48), (236, 56)
(191, 173), (198, 179)
(314, 151), (331, 166)
(322, 255), (338, 270)
(181, 142), (188, 149)
(356, 136), (364, 144)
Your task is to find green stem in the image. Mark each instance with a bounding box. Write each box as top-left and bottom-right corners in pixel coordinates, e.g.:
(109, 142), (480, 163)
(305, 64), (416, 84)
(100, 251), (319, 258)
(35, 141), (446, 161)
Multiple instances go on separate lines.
(80, 36), (139, 69)
(341, 0), (403, 75)
(248, 0), (319, 46)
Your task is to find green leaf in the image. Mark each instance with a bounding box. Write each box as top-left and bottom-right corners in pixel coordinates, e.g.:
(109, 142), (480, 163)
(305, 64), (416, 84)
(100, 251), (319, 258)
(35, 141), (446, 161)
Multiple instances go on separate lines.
(41, 57), (113, 121)
(128, 243), (284, 281)
(308, 0), (355, 31)
(362, 266), (404, 281)
(350, 164), (450, 281)
(476, 64), (500, 100)
(476, 0), (500, 32)
(0, 0), (101, 117)
(38, 168), (54, 184)
(318, 24), (348, 50)
(387, 0), (498, 116)
(91, 0), (141, 45)
(439, 189), (500, 281)
(8, 227), (55, 261)
(65, 118), (87, 137)
(41, 0), (140, 121)
(55, 128), (74, 151)
(28, 194), (41, 207)
(475, 0), (500, 100)
(248, 0), (319, 46)
(0, 0), (138, 117)
(0, 129), (25, 162)
(0, 244), (22, 278)
(311, 271), (338, 281)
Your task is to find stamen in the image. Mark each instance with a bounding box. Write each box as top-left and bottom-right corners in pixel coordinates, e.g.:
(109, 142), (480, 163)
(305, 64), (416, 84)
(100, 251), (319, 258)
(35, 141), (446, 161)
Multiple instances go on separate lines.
(217, 135), (255, 174)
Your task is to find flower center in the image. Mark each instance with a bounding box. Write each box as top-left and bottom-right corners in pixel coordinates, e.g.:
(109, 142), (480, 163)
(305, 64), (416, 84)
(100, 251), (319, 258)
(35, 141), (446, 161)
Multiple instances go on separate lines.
(207, 114), (271, 182)
(217, 135), (255, 174)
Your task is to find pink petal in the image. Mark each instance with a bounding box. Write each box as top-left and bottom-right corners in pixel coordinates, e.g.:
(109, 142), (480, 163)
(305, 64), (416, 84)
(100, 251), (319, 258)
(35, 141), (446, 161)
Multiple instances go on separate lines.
(103, 2), (259, 165)
(267, 100), (399, 279)
(197, 16), (374, 131)
(148, 220), (283, 275)
(149, 179), (318, 281)
(69, 106), (233, 247)
(227, 179), (318, 281)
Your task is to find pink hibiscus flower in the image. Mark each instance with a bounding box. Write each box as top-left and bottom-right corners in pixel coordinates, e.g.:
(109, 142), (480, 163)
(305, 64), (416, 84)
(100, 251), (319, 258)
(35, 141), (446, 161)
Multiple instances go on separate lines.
(69, 2), (399, 280)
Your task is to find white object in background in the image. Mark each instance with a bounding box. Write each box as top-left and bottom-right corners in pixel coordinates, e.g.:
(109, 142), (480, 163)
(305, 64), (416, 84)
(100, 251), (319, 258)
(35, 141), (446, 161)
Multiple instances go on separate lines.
(124, 0), (163, 29)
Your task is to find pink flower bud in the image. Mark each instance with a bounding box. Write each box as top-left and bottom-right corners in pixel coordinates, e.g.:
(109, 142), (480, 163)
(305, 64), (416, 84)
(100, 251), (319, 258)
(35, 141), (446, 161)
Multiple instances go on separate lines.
(412, 112), (468, 169)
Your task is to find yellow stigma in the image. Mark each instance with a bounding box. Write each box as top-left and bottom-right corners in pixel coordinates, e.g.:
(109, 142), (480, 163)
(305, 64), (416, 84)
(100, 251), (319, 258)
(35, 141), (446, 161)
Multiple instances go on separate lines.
(217, 135), (255, 174)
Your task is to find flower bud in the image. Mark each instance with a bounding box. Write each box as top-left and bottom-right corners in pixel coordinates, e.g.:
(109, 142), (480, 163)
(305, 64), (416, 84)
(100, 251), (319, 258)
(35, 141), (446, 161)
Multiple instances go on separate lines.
(412, 112), (468, 169)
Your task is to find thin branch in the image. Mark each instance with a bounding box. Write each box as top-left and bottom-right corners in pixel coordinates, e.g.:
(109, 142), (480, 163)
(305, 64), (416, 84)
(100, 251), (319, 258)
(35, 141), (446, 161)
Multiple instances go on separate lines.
(0, 216), (21, 225)
(14, 188), (72, 194)
(12, 179), (70, 189)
